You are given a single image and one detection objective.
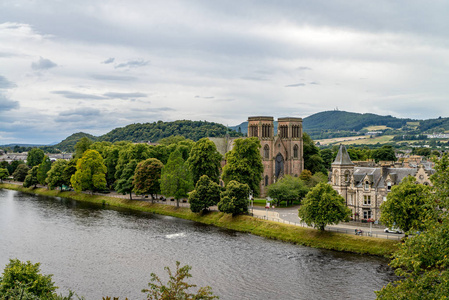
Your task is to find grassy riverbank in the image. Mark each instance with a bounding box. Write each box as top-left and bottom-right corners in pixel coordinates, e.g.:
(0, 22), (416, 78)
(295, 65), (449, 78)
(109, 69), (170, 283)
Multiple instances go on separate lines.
(0, 183), (399, 257)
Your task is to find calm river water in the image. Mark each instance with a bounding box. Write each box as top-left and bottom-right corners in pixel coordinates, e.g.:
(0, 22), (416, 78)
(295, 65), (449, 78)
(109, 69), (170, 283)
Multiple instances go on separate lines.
(0, 189), (395, 299)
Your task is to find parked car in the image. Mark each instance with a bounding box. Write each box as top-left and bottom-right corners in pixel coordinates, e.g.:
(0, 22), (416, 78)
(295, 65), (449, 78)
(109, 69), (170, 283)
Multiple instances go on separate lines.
(384, 227), (403, 234)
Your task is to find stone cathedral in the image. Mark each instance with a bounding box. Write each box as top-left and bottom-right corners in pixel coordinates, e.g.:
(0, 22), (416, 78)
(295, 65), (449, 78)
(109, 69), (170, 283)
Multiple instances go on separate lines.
(247, 116), (304, 196)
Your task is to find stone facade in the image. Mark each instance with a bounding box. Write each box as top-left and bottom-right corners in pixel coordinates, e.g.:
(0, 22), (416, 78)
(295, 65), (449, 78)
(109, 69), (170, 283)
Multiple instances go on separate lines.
(247, 116), (304, 196)
(331, 144), (434, 221)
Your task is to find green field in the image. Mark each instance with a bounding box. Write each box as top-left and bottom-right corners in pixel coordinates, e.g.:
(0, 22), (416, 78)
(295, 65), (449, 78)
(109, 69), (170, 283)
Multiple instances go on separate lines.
(340, 135), (394, 145)
(363, 125), (391, 131)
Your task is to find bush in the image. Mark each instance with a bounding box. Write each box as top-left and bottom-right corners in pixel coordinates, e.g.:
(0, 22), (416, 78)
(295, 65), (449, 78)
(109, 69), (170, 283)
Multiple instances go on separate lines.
(217, 180), (250, 216)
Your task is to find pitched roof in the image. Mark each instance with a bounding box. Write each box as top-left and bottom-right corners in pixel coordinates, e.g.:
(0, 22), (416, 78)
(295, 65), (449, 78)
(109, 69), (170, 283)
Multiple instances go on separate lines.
(332, 144), (354, 166)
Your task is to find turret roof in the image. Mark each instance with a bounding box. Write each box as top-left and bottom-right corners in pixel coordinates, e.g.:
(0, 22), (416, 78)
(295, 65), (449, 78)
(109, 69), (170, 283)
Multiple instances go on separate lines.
(332, 144), (354, 166)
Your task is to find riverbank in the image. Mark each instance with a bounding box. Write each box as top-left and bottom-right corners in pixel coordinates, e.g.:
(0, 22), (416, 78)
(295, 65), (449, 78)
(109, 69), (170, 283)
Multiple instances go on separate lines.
(0, 183), (399, 257)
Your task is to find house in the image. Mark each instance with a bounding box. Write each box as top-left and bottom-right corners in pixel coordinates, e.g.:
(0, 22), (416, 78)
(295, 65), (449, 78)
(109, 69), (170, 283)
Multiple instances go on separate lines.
(331, 144), (434, 221)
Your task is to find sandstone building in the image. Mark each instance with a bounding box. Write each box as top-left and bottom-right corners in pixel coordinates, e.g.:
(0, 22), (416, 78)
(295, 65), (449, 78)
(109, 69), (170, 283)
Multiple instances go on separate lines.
(332, 144), (434, 221)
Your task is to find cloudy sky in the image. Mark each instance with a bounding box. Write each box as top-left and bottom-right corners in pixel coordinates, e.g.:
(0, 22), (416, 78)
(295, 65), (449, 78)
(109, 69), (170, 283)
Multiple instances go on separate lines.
(1, 1), (448, 144)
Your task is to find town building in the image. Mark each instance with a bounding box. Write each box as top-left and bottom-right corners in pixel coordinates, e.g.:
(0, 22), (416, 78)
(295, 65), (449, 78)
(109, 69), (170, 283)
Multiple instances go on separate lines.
(331, 144), (434, 221)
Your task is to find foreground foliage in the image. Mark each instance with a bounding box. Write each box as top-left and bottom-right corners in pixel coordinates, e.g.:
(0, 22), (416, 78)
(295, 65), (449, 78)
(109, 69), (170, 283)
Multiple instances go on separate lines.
(218, 180), (250, 216)
(142, 261), (218, 300)
(189, 175), (221, 213)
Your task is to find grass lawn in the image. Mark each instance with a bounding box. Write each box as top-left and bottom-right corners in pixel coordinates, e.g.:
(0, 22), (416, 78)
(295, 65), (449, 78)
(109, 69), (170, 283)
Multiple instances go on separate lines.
(253, 198), (300, 207)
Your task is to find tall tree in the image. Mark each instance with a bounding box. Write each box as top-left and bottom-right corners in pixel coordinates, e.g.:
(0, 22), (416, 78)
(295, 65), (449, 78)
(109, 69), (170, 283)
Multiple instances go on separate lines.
(26, 148), (44, 167)
(298, 182), (351, 231)
(46, 159), (69, 190)
(189, 175), (221, 213)
(133, 158), (164, 201)
(222, 137), (263, 196)
(160, 149), (194, 207)
(380, 176), (434, 233)
(0, 168), (9, 183)
(12, 164), (29, 182)
(303, 133), (327, 174)
(37, 156), (52, 185)
(71, 150), (107, 193)
(187, 138), (222, 184)
(23, 166), (39, 188)
(115, 159), (138, 199)
(217, 180), (250, 216)
(74, 137), (92, 159)
(8, 160), (24, 175)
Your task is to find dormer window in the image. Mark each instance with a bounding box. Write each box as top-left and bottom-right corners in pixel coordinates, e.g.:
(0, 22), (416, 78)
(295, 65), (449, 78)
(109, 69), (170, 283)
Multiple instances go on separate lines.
(365, 181), (370, 190)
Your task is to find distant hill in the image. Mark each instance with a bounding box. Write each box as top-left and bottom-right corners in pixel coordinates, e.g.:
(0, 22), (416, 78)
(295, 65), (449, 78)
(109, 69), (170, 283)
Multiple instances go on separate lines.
(230, 111), (414, 135)
(99, 120), (241, 143)
(54, 132), (99, 152)
(54, 120), (242, 152)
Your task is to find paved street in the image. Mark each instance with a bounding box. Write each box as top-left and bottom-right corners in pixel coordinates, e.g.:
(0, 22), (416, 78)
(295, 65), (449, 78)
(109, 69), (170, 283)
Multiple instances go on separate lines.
(252, 205), (404, 240)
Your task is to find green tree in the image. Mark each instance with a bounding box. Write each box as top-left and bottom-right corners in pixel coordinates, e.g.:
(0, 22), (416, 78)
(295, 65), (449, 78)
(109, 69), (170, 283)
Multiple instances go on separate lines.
(37, 155), (52, 185)
(320, 148), (334, 170)
(187, 138), (222, 184)
(267, 175), (308, 206)
(0, 168), (9, 183)
(303, 133), (327, 174)
(116, 159), (138, 200)
(62, 159), (77, 187)
(218, 180), (250, 216)
(189, 175), (221, 213)
(71, 150), (107, 193)
(8, 160), (25, 175)
(160, 149), (194, 207)
(46, 159), (69, 190)
(372, 145), (396, 163)
(380, 176), (433, 233)
(298, 182), (351, 231)
(12, 163), (29, 182)
(376, 154), (449, 298)
(133, 158), (164, 201)
(141, 261), (218, 300)
(74, 137), (92, 159)
(0, 259), (57, 298)
(27, 148), (45, 167)
(222, 138), (263, 196)
(23, 166), (39, 188)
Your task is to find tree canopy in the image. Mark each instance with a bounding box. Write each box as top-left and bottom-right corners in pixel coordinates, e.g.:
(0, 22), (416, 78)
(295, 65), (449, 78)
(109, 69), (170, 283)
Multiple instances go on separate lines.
(0, 168), (9, 183)
(12, 164), (29, 182)
(23, 166), (39, 188)
(160, 149), (194, 207)
(267, 175), (309, 206)
(218, 180), (250, 216)
(298, 182), (351, 231)
(46, 159), (69, 190)
(188, 175), (221, 213)
(187, 138), (222, 184)
(71, 149), (107, 193)
(37, 155), (52, 185)
(372, 145), (396, 163)
(27, 148), (44, 167)
(380, 176), (434, 233)
(133, 158), (164, 199)
(222, 137), (263, 196)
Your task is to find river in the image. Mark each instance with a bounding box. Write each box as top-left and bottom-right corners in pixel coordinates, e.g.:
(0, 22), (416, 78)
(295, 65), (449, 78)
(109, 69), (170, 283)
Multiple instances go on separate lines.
(0, 189), (395, 299)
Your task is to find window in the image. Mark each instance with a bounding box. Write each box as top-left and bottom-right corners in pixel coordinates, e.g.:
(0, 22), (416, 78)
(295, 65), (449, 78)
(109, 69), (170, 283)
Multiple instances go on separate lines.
(265, 175), (269, 186)
(363, 210), (372, 220)
(364, 181), (370, 190)
(264, 145), (269, 159)
(364, 195), (371, 205)
(344, 171), (350, 183)
(348, 194), (352, 205)
(387, 181), (392, 191)
(293, 145), (298, 158)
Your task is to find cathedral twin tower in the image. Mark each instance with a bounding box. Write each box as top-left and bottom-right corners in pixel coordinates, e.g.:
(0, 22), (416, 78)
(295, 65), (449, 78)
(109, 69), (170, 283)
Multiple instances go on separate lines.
(247, 116), (304, 196)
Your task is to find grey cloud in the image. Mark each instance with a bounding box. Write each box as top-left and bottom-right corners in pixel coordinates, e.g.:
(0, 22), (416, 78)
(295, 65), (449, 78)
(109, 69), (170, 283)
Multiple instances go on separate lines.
(102, 57), (115, 64)
(285, 83), (306, 87)
(297, 66), (312, 71)
(31, 57), (57, 70)
(104, 92), (147, 99)
(52, 91), (106, 100)
(115, 59), (149, 69)
(59, 108), (101, 117)
(0, 75), (17, 89)
(91, 74), (137, 81)
(0, 93), (20, 111)
(309, 82), (319, 85)
(195, 95), (215, 99)
(240, 76), (268, 81)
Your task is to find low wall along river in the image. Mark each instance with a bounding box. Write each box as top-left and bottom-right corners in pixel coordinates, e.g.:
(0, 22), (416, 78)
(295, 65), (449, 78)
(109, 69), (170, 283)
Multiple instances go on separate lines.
(0, 189), (395, 300)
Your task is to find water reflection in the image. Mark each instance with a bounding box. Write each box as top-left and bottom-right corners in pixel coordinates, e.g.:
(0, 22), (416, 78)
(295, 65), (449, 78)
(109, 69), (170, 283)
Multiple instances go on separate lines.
(0, 189), (395, 300)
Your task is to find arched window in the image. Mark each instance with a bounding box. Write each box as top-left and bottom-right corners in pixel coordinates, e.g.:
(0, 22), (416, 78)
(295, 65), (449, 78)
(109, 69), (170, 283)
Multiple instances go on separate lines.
(293, 145), (299, 158)
(344, 171), (350, 183)
(265, 175), (269, 186)
(264, 145), (270, 159)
